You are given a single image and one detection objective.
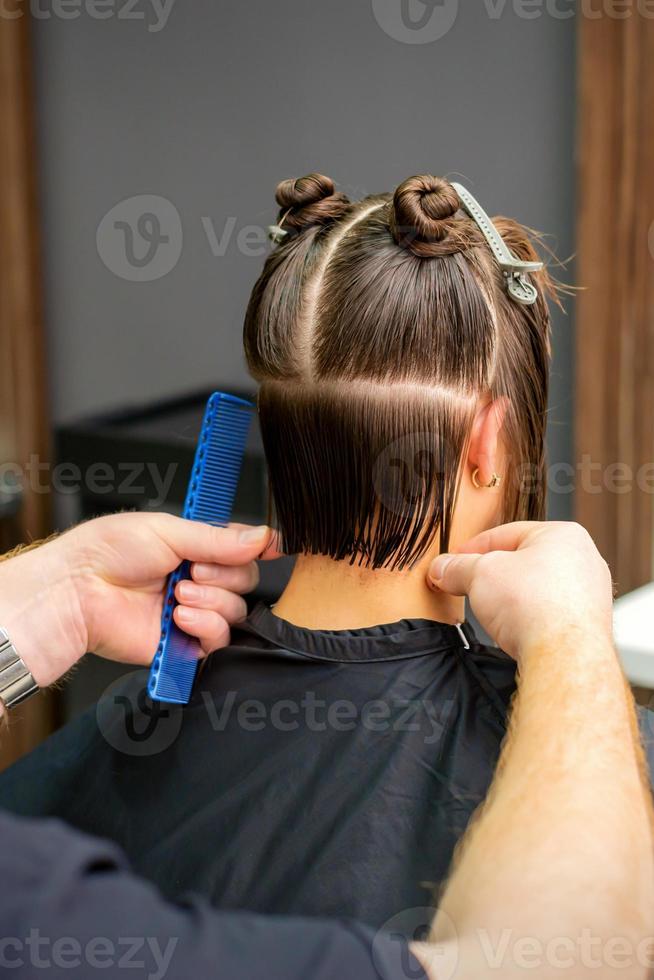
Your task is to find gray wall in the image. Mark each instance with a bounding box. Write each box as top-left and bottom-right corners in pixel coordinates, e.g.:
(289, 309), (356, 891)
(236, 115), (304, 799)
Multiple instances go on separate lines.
(32, 0), (576, 517)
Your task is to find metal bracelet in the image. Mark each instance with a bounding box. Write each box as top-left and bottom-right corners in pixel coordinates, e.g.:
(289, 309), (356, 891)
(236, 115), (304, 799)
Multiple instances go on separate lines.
(0, 628), (39, 709)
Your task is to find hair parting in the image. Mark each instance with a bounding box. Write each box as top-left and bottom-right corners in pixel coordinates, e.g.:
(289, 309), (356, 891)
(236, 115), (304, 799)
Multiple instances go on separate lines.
(244, 173), (559, 569)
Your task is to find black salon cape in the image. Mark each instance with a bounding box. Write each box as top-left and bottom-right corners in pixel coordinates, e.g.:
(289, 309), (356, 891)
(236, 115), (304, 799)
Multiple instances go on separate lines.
(0, 605), (553, 929)
(1, 808), (426, 980)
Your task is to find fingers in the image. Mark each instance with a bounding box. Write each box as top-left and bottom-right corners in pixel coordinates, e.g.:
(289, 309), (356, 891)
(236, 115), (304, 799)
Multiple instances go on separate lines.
(173, 606), (231, 655)
(228, 524), (284, 561)
(428, 553), (483, 597)
(174, 578), (248, 655)
(160, 516), (280, 657)
(154, 515), (281, 565)
(429, 521), (548, 596)
(259, 529), (284, 560)
(175, 580), (248, 623)
(190, 560), (259, 594)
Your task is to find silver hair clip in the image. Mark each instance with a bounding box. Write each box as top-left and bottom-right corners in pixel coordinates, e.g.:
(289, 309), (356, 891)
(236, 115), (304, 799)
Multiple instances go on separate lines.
(451, 182), (543, 306)
(267, 208), (291, 245)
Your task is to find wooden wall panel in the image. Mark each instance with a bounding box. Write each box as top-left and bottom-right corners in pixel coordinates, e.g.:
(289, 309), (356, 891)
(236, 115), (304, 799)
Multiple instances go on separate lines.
(575, 10), (654, 595)
(0, 12), (50, 544)
(0, 13), (57, 766)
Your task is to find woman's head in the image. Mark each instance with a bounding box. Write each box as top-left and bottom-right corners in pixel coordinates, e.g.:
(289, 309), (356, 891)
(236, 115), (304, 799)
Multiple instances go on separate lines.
(244, 173), (556, 569)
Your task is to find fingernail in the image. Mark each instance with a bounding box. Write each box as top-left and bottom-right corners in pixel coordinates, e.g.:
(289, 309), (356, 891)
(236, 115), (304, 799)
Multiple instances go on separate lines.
(430, 554), (454, 581)
(192, 563), (213, 582)
(238, 525), (269, 545)
(176, 606), (196, 624)
(178, 581), (200, 601)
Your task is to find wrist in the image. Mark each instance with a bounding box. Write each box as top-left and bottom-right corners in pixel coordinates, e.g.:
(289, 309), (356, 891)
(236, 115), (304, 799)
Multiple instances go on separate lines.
(0, 532), (88, 687)
(515, 620), (616, 671)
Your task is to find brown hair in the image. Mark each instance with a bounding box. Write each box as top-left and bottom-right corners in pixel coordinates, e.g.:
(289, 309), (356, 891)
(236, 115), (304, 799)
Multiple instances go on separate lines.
(244, 173), (557, 569)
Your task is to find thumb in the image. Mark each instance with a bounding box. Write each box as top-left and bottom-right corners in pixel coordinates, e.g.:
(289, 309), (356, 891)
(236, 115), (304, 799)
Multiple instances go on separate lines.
(152, 515), (278, 565)
(428, 552), (482, 597)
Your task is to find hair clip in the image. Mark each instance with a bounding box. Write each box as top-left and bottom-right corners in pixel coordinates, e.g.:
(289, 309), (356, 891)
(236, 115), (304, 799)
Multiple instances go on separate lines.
(267, 224), (289, 245)
(267, 208), (291, 245)
(451, 182), (543, 306)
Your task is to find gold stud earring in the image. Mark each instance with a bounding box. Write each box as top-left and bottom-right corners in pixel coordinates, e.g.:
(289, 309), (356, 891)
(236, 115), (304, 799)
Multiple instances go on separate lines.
(471, 467), (501, 489)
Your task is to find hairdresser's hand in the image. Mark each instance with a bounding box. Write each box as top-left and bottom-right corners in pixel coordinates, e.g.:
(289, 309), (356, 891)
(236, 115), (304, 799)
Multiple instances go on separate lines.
(0, 513), (281, 688)
(428, 521), (613, 662)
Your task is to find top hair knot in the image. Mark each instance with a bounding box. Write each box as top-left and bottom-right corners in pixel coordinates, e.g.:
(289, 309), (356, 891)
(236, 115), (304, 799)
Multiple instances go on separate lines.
(390, 174), (478, 258)
(274, 173), (351, 235)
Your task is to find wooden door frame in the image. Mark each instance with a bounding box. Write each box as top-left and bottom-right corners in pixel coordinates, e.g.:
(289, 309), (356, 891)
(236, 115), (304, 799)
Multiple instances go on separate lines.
(575, 8), (654, 595)
(0, 12), (56, 769)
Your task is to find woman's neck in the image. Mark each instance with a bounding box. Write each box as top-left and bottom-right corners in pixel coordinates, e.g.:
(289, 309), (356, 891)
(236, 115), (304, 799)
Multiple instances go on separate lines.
(272, 553), (465, 630)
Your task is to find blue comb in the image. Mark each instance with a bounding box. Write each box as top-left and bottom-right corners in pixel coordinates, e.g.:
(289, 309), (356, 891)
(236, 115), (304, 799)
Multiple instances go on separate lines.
(148, 392), (254, 704)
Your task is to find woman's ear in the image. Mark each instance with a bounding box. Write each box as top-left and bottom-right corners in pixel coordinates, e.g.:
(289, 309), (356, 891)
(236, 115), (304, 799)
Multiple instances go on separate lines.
(467, 397), (509, 487)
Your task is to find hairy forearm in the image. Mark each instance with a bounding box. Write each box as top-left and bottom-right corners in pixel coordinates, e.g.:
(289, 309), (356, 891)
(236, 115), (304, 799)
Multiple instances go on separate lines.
(432, 628), (654, 977)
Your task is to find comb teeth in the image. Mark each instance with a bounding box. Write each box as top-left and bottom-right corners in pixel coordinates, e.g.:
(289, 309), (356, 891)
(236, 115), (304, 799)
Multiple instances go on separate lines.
(148, 393), (254, 704)
(186, 395), (253, 525)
